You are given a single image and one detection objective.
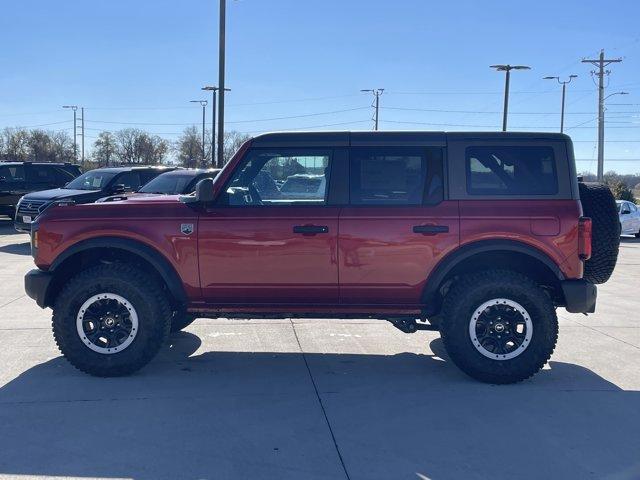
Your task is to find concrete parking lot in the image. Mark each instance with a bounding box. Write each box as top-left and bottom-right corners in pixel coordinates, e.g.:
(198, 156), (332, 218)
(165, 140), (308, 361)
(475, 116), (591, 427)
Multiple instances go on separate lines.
(0, 216), (638, 480)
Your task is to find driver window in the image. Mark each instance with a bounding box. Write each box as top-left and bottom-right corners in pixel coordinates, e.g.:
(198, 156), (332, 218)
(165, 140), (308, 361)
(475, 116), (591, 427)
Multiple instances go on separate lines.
(224, 150), (331, 206)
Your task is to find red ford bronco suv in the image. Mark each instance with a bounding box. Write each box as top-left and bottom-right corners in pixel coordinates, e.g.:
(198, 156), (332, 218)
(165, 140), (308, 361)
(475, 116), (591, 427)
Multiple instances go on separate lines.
(23, 132), (620, 383)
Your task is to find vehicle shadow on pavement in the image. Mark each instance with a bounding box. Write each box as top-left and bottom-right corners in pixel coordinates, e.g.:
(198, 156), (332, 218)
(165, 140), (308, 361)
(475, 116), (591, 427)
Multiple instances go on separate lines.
(0, 332), (638, 480)
(620, 236), (640, 244)
(0, 241), (30, 255)
(0, 218), (22, 236)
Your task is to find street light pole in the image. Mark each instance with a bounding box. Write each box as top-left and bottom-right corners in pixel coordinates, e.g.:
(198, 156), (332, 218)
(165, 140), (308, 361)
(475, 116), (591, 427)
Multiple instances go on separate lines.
(81, 107), (85, 166)
(597, 91), (628, 180)
(361, 89), (384, 130)
(217, 0), (226, 167)
(202, 86), (231, 167)
(190, 100), (208, 164)
(62, 105), (78, 162)
(543, 75), (578, 133)
(490, 64), (531, 131)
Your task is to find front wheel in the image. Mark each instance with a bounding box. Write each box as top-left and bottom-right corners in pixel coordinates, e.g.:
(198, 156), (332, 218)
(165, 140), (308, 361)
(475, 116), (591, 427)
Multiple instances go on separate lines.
(440, 270), (558, 384)
(52, 263), (172, 376)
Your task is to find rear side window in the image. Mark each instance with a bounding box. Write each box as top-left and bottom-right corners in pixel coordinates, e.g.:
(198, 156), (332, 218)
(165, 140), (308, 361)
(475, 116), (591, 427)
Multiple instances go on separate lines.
(350, 147), (441, 205)
(466, 146), (558, 195)
(27, 165), (56, 183)
(0, 165), (25, 183)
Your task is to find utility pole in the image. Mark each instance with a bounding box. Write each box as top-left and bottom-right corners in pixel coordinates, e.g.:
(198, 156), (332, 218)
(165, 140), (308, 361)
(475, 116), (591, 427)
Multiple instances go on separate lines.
(543, 75), (578, 133)
(490, 64), (531, 131)
(582, 50), (623, 181)
(190, 100), (208, 164)
(79, 107), (85, 166)
(202, 86), (231, 167)
(62, 105), (78, 162)
(361, 89), (384, 130)
(217, 0), (226, 167)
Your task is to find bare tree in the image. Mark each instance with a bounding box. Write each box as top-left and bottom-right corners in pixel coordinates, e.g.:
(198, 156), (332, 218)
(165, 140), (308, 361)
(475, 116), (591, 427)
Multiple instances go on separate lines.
(0, 128), (74, 163)
(114, 128), (168, 165)
(223, 131), (250, 164)
(92, 131), (118, 166)
(0, 128), (30, 161)
(175, 126), (205, 168)
(50, 131), (75, 162)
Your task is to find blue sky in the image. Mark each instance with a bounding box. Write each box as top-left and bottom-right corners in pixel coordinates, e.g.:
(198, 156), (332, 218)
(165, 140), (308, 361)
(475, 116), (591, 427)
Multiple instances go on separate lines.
(1, 0), (639, 173)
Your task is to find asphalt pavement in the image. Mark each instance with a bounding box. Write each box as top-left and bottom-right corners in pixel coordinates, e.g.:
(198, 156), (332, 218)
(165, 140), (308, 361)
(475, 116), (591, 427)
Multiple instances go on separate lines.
(0, 216), (638, 480)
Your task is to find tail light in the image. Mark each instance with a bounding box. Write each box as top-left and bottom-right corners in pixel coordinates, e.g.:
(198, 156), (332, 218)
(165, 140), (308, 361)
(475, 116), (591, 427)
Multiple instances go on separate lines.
(578, 217), (592, 261)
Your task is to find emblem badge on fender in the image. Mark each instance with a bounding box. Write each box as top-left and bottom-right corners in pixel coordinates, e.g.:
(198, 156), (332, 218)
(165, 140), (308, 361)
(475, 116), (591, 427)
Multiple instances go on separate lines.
(181, 223), (194, 235)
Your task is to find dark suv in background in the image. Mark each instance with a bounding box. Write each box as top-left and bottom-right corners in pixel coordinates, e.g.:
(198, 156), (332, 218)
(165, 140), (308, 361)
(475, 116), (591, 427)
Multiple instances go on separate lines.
(0, 162), (82, 220)
(14, 165), (175, 231)
(96, 168), (219, 202)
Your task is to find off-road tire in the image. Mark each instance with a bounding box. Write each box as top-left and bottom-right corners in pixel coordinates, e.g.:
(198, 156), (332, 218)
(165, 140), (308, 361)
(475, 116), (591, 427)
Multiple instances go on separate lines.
(52, 263), (172, 376)
(171, 312), (197, 333)
(578, 182), (620, 284)
(440, 270), (558, 384)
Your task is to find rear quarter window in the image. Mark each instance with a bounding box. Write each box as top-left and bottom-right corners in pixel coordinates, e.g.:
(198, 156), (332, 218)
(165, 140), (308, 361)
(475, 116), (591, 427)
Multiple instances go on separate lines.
(466, 146), (558, 195)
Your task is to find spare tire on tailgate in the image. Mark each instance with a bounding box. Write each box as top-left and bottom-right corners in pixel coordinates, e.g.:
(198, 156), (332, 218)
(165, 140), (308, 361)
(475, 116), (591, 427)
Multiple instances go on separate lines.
(578, 182), (620, 284)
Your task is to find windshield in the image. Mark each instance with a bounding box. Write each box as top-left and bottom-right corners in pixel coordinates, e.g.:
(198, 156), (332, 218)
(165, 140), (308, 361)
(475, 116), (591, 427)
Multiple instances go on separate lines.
(139, 174), (199, 194)
(65, 171), (117, 190)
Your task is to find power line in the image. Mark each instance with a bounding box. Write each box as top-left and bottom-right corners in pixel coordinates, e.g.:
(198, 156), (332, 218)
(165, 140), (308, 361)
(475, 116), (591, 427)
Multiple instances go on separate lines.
(381, 106), (601, 115)
(82, 107), (370, 126)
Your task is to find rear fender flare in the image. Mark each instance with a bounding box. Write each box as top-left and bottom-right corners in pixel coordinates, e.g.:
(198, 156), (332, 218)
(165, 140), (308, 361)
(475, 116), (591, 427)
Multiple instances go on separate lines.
(422, 239), (564, 312)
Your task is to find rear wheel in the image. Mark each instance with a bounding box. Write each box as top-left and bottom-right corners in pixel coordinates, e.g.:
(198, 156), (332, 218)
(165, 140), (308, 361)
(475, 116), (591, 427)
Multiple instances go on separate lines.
(52, 263), (172, 376)
(440, 270), (558, 384)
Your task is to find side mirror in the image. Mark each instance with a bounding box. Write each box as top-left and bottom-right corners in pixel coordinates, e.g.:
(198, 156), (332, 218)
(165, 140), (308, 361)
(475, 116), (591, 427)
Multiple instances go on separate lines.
(180, 178), (215, 204)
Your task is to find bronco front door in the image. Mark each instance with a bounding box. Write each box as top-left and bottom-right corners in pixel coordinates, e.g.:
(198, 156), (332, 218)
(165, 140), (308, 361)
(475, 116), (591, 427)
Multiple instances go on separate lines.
(198, 148), (341, 305)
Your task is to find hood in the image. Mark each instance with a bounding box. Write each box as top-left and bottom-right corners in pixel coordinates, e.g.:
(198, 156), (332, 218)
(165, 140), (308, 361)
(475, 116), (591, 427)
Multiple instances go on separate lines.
(21, 188), (100, 202)
(103, 194), (181, 205)
(37, 193), (190, 224)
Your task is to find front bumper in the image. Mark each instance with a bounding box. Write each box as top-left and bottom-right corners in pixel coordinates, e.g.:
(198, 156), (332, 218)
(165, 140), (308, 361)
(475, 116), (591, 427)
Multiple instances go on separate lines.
(25, 269), (53, 308)
(561, 279), (597, 313)
(14, 219), (32, 232)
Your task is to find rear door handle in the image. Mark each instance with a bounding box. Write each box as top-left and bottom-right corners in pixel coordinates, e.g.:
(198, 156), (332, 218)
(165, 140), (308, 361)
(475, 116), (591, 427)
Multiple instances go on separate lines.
(293, 225), (329, 235)
(413, 225), (449, 235)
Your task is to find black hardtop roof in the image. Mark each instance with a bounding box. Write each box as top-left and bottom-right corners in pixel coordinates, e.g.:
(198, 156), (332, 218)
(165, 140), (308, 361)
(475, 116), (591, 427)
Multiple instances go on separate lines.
(250, 131), (570, 147)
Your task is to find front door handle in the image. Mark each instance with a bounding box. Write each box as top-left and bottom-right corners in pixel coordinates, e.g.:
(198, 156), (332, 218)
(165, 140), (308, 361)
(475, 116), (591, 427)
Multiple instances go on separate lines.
(293, 225), (329, 235)
(413, 225), (449, 235)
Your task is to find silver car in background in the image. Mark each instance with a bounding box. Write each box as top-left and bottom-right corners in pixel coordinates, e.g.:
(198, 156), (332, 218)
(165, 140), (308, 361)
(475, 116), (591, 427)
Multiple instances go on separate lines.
(617, 200), (640, 237)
